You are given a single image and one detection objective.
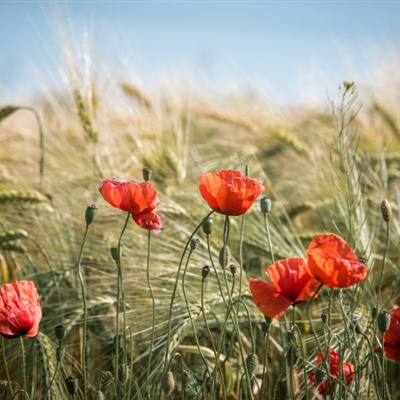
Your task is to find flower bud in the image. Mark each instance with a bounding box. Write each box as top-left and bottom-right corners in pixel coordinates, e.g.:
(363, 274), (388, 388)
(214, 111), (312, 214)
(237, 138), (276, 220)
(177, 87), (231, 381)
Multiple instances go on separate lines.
(190, 238), (200, 252)
(321, 311), (327, 325)
(65, 376), (79, 395)
(118, 364), (128, 383)
(202, 218), (214, 235)
(114, 334), (124, 352)
(163, 370), (176, 396)
(110, 246), (120, 262)
(315, 365), (326, 384)
(85, 204), (98, 226)
(286, 329), (294, 343)
(142, 168), (152, 182)
(371, 305), (378, 319)
(260, 197), (272, 215)
(55, 325), (65, 341)
(202, 265), (210, 281)
(229, 263), (237, 276)
(351, 321), (363, 335)
(381, 199), (392, 223)
(378, 311), (391, 333)
(245, 353), (259, 378)
(218, 245), (230, 269)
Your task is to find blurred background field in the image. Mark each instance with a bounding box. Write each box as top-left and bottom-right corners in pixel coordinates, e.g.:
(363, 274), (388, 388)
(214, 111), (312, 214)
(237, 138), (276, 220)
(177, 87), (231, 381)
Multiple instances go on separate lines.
(1, 2), (400, 399)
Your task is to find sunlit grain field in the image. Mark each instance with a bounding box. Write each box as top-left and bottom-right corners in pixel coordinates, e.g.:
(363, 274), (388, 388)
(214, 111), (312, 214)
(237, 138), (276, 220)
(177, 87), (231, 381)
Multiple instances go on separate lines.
(1, 43), (400, 400)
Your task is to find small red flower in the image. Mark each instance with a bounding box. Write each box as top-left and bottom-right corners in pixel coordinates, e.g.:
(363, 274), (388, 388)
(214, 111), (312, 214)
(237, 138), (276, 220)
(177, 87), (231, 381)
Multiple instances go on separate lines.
(249, 258), (320, 319)
(306, 234), (367, 288)
(309, 348), (355, 394)
(133, 212), (163, 234)
(381, 306), (400, 362)
(98, 178), (159, 214)
(199, 170), (264, 216)
(0, 280), (42, 339)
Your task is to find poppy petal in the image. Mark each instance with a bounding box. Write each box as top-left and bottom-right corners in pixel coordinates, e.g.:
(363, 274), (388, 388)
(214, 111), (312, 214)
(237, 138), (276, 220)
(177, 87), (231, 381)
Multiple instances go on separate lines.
(249, 278), (292, 319)
(306, 234), (367, 288)
(133, 212), (163, 233)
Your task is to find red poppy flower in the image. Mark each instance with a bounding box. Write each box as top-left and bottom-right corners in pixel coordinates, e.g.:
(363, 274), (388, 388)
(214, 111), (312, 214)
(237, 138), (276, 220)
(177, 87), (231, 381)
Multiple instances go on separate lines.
(381, 306), (400, 362)
(0, 280), (42, 339)
(306, 234), (367, 288)
(199, 170), (264, 216)
(99, 178), (159, 215)
(249, 258), (321, 319)
(309, 348), (355, 394)
(132, 212), (163, 234)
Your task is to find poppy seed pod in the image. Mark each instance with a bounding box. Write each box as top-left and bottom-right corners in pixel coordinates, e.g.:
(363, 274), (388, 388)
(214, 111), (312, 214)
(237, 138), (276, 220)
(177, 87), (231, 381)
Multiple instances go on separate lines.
(142, 168), (152, 182)
(55, 325), (65, 341)
(381, 199), (392, 223)
(202, 218), (214, 235)
(245, 353), (259, 378)
(218, 245), (231, 269)
(260, 197), (272, 215)
(202, 265), (210, 281)
(85, 204), (98, 226)
(378, 311), (391, 333)
(65, 376), (79, 395)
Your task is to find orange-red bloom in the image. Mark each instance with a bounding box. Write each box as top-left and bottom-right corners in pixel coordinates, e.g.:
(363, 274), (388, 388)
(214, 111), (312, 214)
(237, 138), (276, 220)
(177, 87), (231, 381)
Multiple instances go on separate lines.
(0, 280), (42, 339)
(249, 258), (321, 319)
(199, 170), (264, 216)
(99, 177), (163, 233)
(99, 178), (159, 214)
(381, 306), (400, 362)
(309, 348), (355, 394)
(133, 212), (163, 234)
(306, 234), (367, 288)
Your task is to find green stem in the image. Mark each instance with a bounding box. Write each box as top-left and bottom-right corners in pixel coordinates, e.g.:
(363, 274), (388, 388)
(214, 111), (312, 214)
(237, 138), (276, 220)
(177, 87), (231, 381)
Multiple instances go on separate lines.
(260, 324), (270, 400)
(76, 223), (91, 400)
(19, 336), (27, 400)
(114, 212), (131, 400)
(377, 220), (390, 311)
(145, 230), (156, 397)
(160, 210), (214, 399)
(263, 214), (275, 263)
(1, 337), (14, 397)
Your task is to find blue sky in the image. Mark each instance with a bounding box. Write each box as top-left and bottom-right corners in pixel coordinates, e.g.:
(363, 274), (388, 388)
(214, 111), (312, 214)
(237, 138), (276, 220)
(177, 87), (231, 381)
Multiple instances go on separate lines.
(1, 1), (399, 104)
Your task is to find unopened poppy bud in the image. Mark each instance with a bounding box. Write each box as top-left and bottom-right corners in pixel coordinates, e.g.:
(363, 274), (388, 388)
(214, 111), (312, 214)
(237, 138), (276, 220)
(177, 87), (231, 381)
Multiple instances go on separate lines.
(381, 199), (392, 223)
(352, 321), (363, 335)
(219, 245), (230, 269)
(65, 376), (79, 395)
(315, 365), (326, 384)
(264, 315), (272, 327)
(190, 238), (200, 252)
(371, 305), (378, 319)
(85, 204), (98, 226)
(93, 390), (105, 400)
(260, 197), (272, 215)
(163, 370), (176, 396)
(142, 168), (152, 182)
(245, 353), (259, 378)
(114, 334), (124, 352)
(321, 311), (327, 325)
(202, 265), (210, 281)
(378, 311), (391, 333)
(202, 218), (214, 235)
(110, 246), (120, 262)
(229, 263), (237, 275)
(286, 329), (294, 342)
(56, 346), (65, 362)
(55, 324), (65, 341)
